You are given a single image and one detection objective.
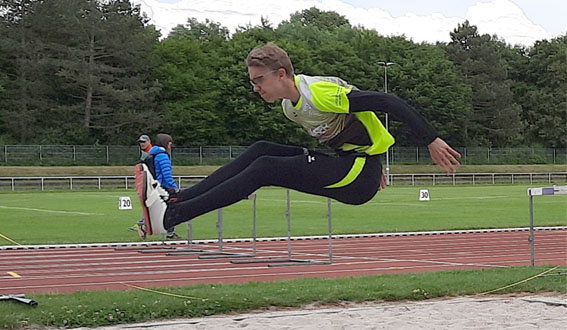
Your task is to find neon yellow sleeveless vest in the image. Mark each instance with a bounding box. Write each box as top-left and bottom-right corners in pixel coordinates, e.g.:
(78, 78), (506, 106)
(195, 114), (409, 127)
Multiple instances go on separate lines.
(282, 74), (394, 155)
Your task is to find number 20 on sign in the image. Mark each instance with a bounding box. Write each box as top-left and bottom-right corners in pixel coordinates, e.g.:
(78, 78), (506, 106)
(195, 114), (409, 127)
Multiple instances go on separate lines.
(118, 196), (132, 210)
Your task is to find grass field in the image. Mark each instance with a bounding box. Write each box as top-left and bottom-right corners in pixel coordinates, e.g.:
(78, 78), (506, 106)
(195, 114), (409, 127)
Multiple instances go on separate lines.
(0, 185), (565, 246)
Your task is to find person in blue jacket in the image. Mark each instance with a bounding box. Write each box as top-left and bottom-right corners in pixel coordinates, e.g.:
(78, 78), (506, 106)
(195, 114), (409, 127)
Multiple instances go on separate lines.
(147, 133), (181, 240)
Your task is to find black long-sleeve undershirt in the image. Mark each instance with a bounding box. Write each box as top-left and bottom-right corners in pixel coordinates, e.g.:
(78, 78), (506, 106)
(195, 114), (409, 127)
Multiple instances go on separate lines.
(347, 90), (439, 145)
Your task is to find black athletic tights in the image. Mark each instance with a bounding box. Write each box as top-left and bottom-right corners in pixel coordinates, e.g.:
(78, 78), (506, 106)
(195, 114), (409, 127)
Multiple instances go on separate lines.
(164, 141), (382, 229)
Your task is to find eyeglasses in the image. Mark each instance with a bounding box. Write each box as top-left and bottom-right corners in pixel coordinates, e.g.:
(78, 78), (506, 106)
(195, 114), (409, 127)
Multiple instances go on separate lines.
(249, 69), (277, 87)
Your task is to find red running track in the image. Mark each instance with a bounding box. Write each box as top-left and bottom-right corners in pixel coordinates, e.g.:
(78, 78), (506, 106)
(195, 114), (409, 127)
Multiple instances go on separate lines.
(0, 229), (566, 294)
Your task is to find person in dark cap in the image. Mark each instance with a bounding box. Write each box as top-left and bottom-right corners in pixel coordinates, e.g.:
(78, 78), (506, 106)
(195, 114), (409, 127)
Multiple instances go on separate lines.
(137, 135), (152, 160)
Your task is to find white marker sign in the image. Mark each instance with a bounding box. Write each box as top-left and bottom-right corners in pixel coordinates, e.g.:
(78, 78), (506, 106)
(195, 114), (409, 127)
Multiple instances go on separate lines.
(118, 196), (132, 210)
(419, 189), (430, 201)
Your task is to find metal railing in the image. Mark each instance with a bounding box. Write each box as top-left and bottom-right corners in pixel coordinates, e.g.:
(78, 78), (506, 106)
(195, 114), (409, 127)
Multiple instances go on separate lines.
(1, 145), (566, 166)
(1, 172), (566, 191)
(389, 172), (567, 186)
(0, 175), (205, 192)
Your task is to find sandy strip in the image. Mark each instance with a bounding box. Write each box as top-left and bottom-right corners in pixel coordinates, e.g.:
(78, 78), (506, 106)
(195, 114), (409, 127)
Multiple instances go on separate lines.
(69, 294), (567, 330)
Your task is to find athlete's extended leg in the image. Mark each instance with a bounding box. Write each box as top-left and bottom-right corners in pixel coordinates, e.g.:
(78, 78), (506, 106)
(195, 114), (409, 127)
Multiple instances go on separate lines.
(163, 152), (381, 229)
(174, 140), (305, 201)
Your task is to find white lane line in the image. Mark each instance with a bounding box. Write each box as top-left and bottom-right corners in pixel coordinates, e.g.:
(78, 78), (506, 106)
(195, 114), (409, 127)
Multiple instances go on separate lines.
(0, 261), (495, 285)
(0, 205), (103, 216)
(0, 262), (513, 292)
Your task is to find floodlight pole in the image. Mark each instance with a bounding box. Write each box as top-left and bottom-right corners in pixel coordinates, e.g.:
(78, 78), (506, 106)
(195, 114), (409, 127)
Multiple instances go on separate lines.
(378, 61), (396, 185)
(529, 194), (535, 266)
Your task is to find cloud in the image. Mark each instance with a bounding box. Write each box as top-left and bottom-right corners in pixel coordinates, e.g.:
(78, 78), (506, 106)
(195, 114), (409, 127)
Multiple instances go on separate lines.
(132, 0), (553, 46)
(465, 0), (552, 46)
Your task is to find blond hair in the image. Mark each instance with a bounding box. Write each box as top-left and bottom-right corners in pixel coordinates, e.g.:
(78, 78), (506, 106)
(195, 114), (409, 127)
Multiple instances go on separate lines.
(246, 42), (294, 77)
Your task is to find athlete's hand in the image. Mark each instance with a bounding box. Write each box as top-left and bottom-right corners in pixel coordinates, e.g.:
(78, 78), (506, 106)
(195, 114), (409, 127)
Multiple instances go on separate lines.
(379, 170), (387, 190)
(428, 138), (461, 175)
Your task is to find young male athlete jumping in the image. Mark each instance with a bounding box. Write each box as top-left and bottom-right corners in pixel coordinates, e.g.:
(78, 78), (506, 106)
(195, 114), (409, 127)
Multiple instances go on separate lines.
(135, 42), (461, 237)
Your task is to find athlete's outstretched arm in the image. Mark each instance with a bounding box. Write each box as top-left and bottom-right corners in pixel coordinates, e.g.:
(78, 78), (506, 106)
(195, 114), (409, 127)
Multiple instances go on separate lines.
(347, 90), (461, 174)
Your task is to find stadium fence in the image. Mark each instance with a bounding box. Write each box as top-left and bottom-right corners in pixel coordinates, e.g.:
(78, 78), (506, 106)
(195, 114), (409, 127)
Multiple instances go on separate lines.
(0, 145), (566, 166)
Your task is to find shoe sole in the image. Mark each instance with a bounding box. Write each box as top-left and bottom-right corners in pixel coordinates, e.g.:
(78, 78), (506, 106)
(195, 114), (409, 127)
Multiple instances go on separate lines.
(135, 163), (153, 236)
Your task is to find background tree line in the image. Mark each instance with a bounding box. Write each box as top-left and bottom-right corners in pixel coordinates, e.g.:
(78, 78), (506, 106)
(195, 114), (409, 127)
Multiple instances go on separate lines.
(0, 0), (565, 149)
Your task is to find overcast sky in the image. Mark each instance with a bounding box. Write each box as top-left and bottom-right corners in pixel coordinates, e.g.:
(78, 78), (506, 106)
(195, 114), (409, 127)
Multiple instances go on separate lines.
(131, 0), (565, 46)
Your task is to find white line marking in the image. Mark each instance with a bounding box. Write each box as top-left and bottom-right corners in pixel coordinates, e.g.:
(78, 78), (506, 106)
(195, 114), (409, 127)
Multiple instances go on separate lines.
(259, 198), (426, 207)
(432, 195), (510, 201)
(0, 205), (103, 216)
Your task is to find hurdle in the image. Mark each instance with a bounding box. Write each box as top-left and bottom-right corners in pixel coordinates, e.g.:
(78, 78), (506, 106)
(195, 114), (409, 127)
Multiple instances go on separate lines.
(166, 194), (257, 258)
(114, 234), (178, 252)
(115, 221), (195, 252)
(527, 185), (567, 266)
(133, 221), (210, 254)
(232, 189), (333, 267)
(0, 294), (38, 307)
